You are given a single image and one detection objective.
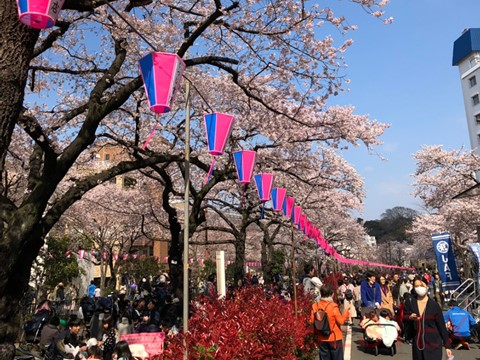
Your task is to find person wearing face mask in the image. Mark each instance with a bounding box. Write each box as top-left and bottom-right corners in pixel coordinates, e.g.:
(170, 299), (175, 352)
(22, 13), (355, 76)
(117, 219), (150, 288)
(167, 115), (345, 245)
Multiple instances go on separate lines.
(407, 276), (452, 360)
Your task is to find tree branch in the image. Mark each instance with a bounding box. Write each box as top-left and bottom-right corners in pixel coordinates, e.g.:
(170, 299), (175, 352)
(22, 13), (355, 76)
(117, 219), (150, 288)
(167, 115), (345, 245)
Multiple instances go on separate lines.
(17, 112), (58, 158)
(177, 2), (240, 58)
(42, 154), (182, 232)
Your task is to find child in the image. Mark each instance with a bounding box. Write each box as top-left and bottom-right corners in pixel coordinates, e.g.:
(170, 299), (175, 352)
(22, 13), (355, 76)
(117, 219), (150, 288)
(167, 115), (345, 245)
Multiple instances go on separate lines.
(360, 311), (382, 340)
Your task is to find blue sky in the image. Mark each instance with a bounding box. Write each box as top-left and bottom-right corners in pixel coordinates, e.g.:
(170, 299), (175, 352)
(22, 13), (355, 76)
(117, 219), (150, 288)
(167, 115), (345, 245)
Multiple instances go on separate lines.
(328, 0), (480, 220)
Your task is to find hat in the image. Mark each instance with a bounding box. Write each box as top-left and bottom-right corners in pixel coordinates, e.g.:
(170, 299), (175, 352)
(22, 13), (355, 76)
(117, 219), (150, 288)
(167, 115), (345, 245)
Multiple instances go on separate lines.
(311, 277), (322, 288)
(86, 338), (98, 348)
(129, 344), (149, 359)
(159, 275), (166, 283)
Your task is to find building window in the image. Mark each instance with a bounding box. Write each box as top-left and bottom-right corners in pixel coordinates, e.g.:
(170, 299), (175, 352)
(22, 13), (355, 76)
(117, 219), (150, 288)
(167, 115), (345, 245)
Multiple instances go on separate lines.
(473, 94), (480, 106)
(105, 154), (110, 160)
(470, 76), (477, 87)
(476, 114), (480, 123)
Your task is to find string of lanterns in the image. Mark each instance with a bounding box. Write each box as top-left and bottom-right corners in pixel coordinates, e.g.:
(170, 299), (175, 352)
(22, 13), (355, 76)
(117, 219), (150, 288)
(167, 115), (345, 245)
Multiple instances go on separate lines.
(17, 1), (413, 272)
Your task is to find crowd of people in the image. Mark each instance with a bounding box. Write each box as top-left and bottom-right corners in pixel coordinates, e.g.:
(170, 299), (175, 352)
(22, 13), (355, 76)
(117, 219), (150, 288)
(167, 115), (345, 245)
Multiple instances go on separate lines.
(32, 273), (179, 360)
(21, 264), (480, 360)
(303, 265), (480, 360)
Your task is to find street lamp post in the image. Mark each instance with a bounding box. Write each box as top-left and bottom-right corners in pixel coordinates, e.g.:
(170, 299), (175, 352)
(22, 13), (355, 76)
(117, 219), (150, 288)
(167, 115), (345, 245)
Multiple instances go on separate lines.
(183, 80), (191, 360)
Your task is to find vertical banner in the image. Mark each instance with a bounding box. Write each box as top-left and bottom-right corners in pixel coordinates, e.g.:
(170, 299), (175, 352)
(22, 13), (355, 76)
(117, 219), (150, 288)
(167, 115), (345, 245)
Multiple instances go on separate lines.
(432, 232), (461, 291)
(469, 243), (480, 289)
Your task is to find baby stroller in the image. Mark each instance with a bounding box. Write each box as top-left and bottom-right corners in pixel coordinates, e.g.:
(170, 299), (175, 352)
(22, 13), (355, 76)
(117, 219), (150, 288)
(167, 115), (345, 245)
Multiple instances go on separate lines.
(22, 300), (53, 344)
(362, 322), (398, 356)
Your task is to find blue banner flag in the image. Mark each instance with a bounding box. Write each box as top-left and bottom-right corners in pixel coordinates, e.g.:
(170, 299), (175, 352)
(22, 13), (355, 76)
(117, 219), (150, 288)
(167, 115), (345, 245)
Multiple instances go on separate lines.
(469, 243), (480, 289)
(432, 232), (460, 291)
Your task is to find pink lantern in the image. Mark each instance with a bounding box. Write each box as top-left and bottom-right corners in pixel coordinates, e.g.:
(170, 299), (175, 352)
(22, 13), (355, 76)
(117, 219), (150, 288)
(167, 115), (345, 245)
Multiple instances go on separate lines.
(254, 173), (274, 202)
(139, 52), (186, 114)
(113, 253), (119, 261)
(204, 113), (235, 156)
(271, 188), (287, 212)
(299, 214), (306, 231)
(233, 150), (256, 184)
(17, 0), (65, 29)
(283, 196), (295, 219)
(304, 219), (311, 236)
(254, 173), (274, 218)
(78, 249), (85, 260)
(203, 113), (235, 183)
(293, 206), (302, 226)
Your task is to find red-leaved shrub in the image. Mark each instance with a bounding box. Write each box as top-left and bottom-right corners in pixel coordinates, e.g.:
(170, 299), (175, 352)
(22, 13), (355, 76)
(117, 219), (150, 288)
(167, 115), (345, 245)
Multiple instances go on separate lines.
(157, 286), (317, 359)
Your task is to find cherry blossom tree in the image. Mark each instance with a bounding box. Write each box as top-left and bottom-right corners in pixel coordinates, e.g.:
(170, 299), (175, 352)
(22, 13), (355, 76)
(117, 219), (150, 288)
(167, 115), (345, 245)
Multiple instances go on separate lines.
(0, 0), (392, 356)
(410, 145), (480, 270)
(58, 182), (155, 289)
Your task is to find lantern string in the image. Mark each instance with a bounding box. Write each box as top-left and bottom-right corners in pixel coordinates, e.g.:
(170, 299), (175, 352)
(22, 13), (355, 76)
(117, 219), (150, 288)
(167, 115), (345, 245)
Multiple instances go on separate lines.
(203, 156), (216, 184)
(141, 122), (158, 150)
(260, 203), (265, 219)
(104, 0), (158, 52)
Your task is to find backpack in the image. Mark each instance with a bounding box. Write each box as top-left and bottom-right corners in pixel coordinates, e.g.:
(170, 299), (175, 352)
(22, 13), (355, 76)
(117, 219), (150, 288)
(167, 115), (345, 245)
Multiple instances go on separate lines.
(345, 288), (354, 301)
(314, 303), (332, 336)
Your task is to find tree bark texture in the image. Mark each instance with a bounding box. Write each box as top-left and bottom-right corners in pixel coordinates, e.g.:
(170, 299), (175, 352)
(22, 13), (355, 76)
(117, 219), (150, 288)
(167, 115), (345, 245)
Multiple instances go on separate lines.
(0, 2), (40, 359)
(0, 1), (38, 190)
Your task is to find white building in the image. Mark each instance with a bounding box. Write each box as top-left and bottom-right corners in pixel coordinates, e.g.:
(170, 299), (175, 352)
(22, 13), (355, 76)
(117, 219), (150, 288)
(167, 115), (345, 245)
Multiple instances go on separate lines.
(453, 29), (480, 153)
(364, 235), (377, 247)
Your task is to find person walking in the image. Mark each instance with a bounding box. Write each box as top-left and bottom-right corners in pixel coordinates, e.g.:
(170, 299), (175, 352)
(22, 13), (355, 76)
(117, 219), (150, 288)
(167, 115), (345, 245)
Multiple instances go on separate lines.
(88, 281), (96, 298)
(379, 276), (395, 316)
(301, 263), (316, 295)
(408, 276), (452, 360)
(360, 273), (381, 316)
(310, 284), (350, 360)
(432, 273), (444, 310)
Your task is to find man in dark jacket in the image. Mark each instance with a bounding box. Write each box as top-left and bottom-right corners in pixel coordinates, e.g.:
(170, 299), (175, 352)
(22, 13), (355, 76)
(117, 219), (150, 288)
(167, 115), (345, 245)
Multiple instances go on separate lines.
(47, 319), (86, 359)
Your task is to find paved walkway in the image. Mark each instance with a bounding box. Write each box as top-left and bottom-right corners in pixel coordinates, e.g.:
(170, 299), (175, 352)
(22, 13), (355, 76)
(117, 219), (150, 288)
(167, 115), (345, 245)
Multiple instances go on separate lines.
(346, 320), (480, 360)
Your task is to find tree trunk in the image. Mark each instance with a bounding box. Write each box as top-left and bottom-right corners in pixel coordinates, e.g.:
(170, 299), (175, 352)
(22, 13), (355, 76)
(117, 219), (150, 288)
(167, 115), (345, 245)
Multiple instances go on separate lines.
(0, 4), (41, 353)
(260, 240), (270, 283)
(0, 1), (38, 188)
(0, 219), (45, 359)
(233, 233), (246, 286)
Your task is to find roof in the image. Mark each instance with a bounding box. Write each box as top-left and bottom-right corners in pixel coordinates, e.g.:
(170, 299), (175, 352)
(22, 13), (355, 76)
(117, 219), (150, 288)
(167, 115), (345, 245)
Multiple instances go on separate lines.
(452, 182), (480, 200)
(452, 28), (480, 66)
